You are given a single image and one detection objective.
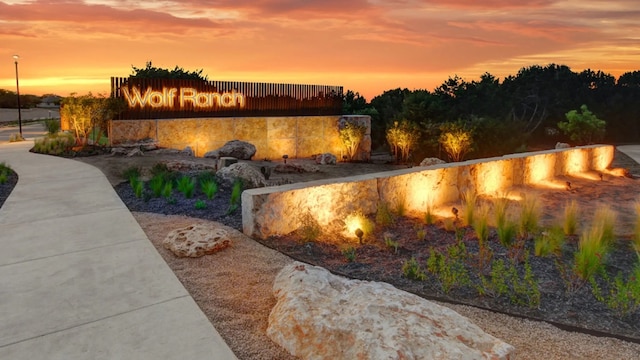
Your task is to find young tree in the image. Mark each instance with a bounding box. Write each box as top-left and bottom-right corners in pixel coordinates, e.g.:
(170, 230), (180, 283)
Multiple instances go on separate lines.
(386, 120), (421, 163)
(557, 105), (606, 145)
(439, 121), (474, 162)
(131, 61), (208, 81)
(61, 93), (123, 146)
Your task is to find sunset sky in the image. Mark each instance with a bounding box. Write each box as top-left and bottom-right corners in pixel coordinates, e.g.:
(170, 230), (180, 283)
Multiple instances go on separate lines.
(1, 0), (640, 100)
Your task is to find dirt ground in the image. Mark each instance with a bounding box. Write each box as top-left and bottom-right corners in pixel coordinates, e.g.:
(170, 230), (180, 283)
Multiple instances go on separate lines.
(74, 148), (640, 359)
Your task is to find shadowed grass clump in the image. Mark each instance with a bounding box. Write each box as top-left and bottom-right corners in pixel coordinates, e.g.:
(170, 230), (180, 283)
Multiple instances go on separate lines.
(562, 200), (580, 236)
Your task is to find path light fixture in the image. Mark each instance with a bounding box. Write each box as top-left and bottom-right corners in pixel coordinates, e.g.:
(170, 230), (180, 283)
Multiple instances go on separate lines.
(282, 154), (288, 164)
(355, 228), (364, 244)
(13, 55), (22, 138)
(451, 207), (459, 220)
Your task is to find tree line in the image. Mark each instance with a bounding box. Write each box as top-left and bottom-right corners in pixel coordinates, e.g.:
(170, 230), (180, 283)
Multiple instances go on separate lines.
(344, 64), (640, 162)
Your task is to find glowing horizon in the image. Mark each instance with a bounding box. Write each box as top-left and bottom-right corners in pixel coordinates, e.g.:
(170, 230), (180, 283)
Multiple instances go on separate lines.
(2, 0), (640, 100)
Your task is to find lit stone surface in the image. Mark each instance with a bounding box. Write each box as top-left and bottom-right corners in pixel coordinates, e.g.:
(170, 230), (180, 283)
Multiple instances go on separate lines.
(217, 162), (266, 188)
(267, 262), (515, 360)
(243, 145), (614, 239)
(110, 115), (371, 160)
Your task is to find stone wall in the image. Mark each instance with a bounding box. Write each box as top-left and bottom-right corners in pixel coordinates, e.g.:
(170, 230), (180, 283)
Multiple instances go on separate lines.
(109, 115), (371, 160)
(242, 145), (614, 239)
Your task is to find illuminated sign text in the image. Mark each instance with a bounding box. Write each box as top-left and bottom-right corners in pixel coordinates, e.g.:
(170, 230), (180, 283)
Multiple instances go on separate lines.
(122, 86), (245, 109)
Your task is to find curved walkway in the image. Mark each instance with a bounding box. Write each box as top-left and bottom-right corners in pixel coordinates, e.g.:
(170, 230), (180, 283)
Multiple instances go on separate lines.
(0, 140), (237, 359)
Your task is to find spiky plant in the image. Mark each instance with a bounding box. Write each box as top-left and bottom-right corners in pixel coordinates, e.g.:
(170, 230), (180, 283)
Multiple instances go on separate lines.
(461, 189), (477, 227)
(562, 200), (580, 236)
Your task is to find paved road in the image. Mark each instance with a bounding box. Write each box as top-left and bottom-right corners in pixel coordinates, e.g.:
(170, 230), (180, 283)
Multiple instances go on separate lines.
(0, 122), (47, 143)
(0, 108), (59, 123)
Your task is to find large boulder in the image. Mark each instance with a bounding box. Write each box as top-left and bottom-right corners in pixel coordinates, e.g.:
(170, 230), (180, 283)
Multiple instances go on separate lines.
(216, 162), (266, 188)
(204, 140), (256, 160)
(419, 157), (446, 167)
(267, 262), (515, 360)
(163, 224), (231, 258)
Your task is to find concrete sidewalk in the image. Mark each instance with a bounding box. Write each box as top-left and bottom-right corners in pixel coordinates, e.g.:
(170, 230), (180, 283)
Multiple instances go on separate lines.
(617, 145), (640, 164)
(0, 141), (237, 359)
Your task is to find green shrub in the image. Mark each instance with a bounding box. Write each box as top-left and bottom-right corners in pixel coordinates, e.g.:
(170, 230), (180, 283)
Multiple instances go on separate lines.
(194, 199), (207, 210)
(557, 104), (605, 145)
(176, 176), (195, 198)
(200, 179), (219, 200)
(150, 162), (171, 177)
(0, 162), (11, 185)
(32, 133), (75, 155)
(386, 120), (421, 163)
(299, 212), (321, 242)
(426, 244), (470, 293)
(479, 256), (540, 308)
(384, 235), (399, 254)
(518, 195), (540, 238)
(591, 264), (640, 317)
(339, 121), (367, 161)
(439, 121), (474, 162)
(148, 174), (166, 198)
(342, 247), (357, 262)
(226, 179), (243, 214)
(562, 200), (580, 236)
(44, 119), (60, 135)
(162, 181), (173, 199)
(130, 177), (144, 198)
(402, 257), (426, 281)
(574, 225), (610, 281)
(122, 166), (141, 183)
(534, 226), (565, 257)
(634, 201), (640, 260)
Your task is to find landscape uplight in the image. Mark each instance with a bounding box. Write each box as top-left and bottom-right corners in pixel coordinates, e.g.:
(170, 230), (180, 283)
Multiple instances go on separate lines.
(13, 55), (22, 137)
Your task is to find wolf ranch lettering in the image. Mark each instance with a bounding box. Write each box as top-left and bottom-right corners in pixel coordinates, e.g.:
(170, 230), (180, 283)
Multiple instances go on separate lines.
(122, 86), (245, 109)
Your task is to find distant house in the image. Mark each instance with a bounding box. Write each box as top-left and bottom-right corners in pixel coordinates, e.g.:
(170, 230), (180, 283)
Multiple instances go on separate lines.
(37, 95), (61, 108)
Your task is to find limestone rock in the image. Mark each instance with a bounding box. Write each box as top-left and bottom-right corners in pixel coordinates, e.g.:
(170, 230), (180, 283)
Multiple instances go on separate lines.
(126, 148), (144, 157)
(216, 162), (266, 188)
(314, 153), (337, 165)
(555, 142), (570, 149)
(217, 157), (238, 169)
(419, 157), (446, 167)
(110, 147), (128, 156)
(204, 140), (256, 160)
(163, 160), (216, 172)
(268, 262), (515, 360)
(163, 224), (230, 258)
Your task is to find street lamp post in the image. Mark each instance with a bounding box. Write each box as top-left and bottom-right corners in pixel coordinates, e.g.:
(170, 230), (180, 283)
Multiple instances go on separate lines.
(13, 55), (22, 138)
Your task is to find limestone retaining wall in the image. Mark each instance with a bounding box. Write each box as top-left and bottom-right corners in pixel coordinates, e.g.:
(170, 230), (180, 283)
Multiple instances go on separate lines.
(242, 145), (614, 239)
(109, 115), (371, 159)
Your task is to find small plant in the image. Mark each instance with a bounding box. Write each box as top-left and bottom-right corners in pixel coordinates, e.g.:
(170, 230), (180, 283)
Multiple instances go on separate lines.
(32, 133), (75, 155)
(461, 189), (477, 227)
(150, 162), (171, 177)
(443, 217), (456, 232)
(227, 179), (243, 214)
(402, 257), (426, 281)
(593, 204), (616, 247)
(194, 199), (207, 210)
(129, 176), (144, 198)
(591, 264), (640, 317)
(9, 133), (25, 142)
(44, 119), (61, 135)
(534, 226), (565, 257)
(424, 203), (435, 225)
(0, 162), (12, 184)
(634, 200), (640, 260)
(299, 212), (322, 242)
(384, 235), (399, 254)
(439, 121), (474, 162)
(386, 120), (421, 163)
(479, 256), (540, 308)
(518, 194), (540, 238)
(122, 166), (141, 183)
(416, 228), (427, 241)
(200, 179), (219, 200)
(394, 197), (407, 217)
(472, 203), (490, 244)
(376, 201), (395, 226)
(561, 200), (580, 236)
(162, 181), (174, 199)
(148, 174), (166, 198)
(176, 175), (196, 198)
(339, 121), (367, 161)
(426, 244), (470, 293)
(342, 247), (357, 262)
(574, 225), (610, 282)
